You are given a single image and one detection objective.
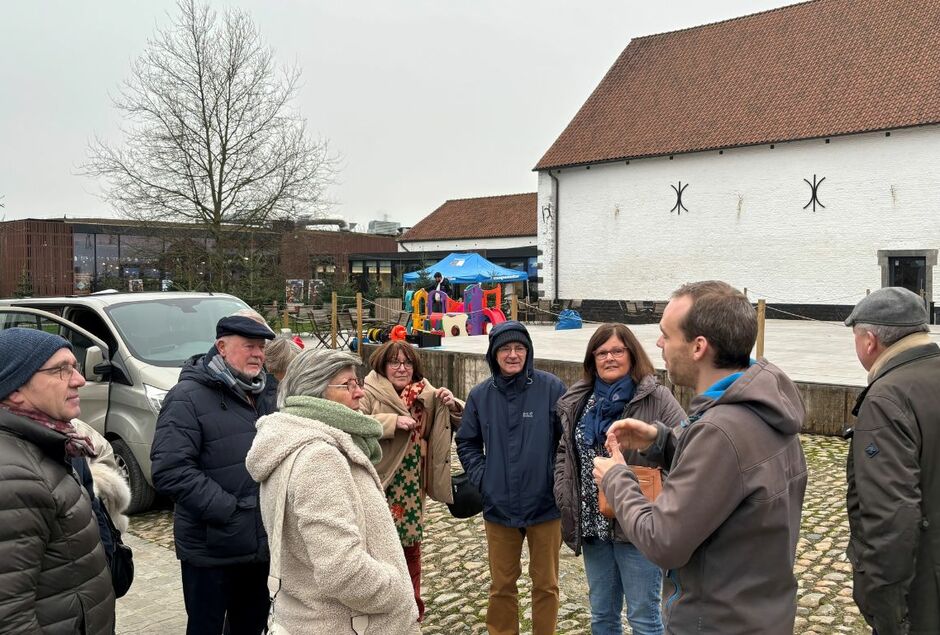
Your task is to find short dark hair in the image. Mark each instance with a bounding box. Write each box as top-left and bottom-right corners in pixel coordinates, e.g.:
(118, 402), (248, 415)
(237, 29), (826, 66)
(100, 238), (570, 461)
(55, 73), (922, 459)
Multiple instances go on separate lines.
(433, 271), (442, 278)
(369, 340), (425, 382)
(672, 281), (756, 369)
(583, 323), (656, 382)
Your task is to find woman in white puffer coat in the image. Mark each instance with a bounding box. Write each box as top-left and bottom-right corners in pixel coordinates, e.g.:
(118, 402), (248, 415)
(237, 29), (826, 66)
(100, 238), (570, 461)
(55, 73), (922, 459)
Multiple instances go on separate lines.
(246, 348), (419, 634)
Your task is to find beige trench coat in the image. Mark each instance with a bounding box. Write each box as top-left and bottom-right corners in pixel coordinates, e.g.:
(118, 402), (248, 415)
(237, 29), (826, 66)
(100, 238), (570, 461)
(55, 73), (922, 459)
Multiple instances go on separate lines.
(360, 369), (463, 504)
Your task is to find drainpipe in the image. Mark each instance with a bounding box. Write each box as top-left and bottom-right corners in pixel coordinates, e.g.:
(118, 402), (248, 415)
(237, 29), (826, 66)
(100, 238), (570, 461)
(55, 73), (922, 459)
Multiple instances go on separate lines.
(549, 171), (560, 301)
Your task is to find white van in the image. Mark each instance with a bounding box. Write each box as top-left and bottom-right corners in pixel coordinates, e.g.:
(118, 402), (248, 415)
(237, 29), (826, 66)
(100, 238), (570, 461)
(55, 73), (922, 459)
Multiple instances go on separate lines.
(0, 292), (251, 513)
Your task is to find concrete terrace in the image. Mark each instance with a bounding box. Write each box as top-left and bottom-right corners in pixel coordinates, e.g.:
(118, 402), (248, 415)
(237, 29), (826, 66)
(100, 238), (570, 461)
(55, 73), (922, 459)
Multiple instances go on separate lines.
(434, 319), (940, 388)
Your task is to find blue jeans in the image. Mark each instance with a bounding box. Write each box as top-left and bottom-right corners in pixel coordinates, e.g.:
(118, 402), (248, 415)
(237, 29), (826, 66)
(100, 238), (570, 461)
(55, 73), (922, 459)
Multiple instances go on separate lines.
(581, 539), (664, 635)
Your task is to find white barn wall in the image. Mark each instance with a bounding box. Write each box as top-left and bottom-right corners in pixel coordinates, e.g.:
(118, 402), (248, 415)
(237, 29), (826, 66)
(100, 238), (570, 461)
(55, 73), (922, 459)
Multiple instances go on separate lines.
(398, 236), (536, 253)
(537, 125), (940, 303)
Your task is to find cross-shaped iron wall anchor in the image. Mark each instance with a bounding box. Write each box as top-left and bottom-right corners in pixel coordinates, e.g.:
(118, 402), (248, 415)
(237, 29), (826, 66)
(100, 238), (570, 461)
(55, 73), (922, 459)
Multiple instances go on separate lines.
(670, 182), (689, 214)
(803, 174), (826, 211)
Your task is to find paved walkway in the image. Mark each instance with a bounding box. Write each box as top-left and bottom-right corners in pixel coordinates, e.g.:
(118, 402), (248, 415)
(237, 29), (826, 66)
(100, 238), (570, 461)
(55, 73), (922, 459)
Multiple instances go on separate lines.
(118, 435), (868, 634)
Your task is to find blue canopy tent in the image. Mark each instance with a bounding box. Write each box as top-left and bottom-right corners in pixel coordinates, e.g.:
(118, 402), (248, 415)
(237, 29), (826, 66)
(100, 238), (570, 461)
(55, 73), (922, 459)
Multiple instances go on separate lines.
(403, 252), (528, 284)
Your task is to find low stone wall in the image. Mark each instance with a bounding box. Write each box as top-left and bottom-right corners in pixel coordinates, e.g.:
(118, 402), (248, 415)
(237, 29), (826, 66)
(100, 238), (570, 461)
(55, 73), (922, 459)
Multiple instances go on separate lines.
(362, 344), (860, 436)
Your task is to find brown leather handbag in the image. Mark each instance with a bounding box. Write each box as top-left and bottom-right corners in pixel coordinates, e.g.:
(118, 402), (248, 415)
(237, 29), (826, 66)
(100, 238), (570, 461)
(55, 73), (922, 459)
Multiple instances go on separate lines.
(598, 465), (663, 519)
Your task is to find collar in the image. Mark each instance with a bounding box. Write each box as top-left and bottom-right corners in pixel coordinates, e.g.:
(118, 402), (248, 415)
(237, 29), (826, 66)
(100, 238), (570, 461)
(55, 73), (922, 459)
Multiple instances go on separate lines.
(867, 332), (932, 383)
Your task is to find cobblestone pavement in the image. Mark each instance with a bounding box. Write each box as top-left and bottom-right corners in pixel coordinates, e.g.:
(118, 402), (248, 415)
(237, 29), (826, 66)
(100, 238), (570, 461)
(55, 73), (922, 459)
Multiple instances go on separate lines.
(120, 435), (868, 634)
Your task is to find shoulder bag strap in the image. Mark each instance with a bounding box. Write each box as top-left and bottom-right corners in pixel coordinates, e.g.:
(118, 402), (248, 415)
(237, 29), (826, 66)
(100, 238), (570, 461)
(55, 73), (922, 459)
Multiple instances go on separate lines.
(267, 448), (301, 602)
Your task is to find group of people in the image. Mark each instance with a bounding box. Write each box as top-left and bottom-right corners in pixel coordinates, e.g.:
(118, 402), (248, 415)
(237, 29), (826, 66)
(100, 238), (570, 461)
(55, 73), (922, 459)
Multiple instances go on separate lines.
(0, 280), (936, 635)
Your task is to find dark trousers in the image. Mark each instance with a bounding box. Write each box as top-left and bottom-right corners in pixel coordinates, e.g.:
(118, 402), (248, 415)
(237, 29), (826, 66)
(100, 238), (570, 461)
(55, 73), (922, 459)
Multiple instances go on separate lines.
(403, 542), (425, 622)
(180, 561), (270, 635)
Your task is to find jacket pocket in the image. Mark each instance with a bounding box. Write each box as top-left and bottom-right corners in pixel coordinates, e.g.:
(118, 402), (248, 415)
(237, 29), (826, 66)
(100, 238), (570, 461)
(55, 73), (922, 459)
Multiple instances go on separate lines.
(206, 507), (259, 557)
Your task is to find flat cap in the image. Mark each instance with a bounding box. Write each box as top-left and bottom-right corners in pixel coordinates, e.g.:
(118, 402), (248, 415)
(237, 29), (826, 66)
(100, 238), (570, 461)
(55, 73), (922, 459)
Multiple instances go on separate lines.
(844, 287), (928, 327)
(216, 315), (275, 340)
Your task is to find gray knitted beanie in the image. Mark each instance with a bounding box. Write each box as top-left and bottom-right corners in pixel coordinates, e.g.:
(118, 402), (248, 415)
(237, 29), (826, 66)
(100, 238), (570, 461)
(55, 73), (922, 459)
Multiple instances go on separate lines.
(0, 328), (73, 400)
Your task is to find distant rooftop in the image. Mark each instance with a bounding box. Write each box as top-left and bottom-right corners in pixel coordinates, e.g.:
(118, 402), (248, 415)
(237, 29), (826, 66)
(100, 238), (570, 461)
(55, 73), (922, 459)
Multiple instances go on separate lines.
(401, 193), (537, 242)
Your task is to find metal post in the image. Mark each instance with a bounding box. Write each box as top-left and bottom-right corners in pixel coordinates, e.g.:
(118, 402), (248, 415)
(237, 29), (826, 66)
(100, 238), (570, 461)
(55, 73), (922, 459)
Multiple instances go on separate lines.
(756, 299), (766, 359)
(356, 292), (364, 359)
(331, 292), (338, 349)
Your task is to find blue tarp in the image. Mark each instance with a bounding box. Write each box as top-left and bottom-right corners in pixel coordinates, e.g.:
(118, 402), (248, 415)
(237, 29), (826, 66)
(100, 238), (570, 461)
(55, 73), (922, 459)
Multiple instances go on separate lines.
(403, 252), (528, 284)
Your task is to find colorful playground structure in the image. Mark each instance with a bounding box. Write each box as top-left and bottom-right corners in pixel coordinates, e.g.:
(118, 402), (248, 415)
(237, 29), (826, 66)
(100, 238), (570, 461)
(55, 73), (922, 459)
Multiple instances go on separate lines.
(350, 283), (510, 351)
(410, 283), (506, 337)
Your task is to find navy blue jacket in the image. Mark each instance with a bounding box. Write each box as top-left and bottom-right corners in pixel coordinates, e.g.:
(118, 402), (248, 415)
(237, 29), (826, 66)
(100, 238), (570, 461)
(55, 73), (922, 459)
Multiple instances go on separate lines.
(150, 346), (276, 566)
(456, 321), (567, 528)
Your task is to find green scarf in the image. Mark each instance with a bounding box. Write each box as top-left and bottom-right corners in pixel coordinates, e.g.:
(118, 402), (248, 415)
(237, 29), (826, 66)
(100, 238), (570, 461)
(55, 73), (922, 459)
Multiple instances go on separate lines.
(282, 395), (383, 464)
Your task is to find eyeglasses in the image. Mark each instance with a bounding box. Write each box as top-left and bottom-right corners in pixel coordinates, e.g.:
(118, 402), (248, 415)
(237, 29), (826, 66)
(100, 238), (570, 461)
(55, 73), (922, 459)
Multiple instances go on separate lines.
(497, 344), (527, 356)
(327, 378), (364, 393)
(387, 360), (414, 370)
(593, 347), (628, 360)
(36, 362), (81, 381)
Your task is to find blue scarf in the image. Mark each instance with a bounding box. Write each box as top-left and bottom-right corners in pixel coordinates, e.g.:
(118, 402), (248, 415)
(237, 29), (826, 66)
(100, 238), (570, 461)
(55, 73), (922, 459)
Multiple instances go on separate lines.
(582, 375), (636, 448)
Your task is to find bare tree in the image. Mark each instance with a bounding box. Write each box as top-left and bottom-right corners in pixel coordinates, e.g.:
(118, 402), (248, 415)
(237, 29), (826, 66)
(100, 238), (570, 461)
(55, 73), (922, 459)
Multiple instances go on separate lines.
(84, 0), (335, 288)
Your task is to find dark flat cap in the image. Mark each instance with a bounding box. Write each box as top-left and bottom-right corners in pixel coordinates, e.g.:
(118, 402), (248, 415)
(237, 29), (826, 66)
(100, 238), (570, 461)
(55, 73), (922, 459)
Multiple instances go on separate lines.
(216, 315), (276, 340)
(844, 287), (928, 327)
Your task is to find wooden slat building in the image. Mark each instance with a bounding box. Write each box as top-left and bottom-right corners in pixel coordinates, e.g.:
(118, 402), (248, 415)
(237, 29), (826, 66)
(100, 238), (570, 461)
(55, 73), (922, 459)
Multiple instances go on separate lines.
(0, 220), (73, 298)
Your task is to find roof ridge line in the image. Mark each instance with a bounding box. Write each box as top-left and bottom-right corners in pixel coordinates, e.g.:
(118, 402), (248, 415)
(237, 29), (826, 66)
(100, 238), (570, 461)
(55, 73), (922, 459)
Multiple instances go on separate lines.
(633, 0), (819, 41)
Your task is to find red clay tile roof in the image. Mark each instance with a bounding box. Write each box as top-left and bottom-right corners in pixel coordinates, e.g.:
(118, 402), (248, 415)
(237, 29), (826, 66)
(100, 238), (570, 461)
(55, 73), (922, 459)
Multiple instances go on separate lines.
(401, 193), (536, 241)
(535, 0), (940, 170)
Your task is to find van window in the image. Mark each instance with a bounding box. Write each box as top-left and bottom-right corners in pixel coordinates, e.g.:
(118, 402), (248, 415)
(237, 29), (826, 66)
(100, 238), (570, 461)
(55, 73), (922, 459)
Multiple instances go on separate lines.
(105, 297), (248, 366)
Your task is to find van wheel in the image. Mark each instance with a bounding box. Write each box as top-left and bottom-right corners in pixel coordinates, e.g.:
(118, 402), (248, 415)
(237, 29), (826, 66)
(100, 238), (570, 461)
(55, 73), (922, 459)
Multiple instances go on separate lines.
(111, 438), (156, 514)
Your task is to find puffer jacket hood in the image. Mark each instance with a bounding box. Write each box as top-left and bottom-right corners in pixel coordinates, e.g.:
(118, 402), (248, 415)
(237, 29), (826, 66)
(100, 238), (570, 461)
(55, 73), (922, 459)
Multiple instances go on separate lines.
(178, 347), (219, 385)
(485, 320), (534, 379)
(688, 358), (804, 435)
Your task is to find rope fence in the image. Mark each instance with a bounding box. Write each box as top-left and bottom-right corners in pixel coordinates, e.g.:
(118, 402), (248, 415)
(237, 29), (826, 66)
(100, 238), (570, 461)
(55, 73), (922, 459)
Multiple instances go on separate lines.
(261, 286), (899, 360)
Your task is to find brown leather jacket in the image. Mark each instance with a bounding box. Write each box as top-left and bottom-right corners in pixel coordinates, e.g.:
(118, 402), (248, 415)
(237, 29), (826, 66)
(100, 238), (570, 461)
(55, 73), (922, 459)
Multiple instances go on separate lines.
(360, 370), (463, 504)
(553, 374), (685, 553)
(847, 339), (940, 635)
(601, 359), (807, 634)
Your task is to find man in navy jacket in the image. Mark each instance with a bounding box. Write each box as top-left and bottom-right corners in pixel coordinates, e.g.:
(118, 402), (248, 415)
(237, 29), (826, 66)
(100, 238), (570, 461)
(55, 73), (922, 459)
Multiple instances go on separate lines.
(456, 321), (566, 635)
(151, 316), (276, 635)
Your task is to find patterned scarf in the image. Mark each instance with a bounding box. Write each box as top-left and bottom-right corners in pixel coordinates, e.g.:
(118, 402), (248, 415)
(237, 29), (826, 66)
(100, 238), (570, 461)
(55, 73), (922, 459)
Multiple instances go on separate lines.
(399, 379), (427, 440)
(0, 403), (97, 458)
(399, 379), (428, 494)
(207, 354), (267, 401)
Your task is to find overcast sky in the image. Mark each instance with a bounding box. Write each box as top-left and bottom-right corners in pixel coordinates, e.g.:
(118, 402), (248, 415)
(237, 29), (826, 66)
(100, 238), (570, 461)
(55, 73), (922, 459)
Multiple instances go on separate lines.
(1, 0), (797, 229)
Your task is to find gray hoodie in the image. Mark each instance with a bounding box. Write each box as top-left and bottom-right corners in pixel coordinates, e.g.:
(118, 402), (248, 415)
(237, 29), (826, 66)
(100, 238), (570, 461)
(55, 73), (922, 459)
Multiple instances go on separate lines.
(601, 359), (807, 634)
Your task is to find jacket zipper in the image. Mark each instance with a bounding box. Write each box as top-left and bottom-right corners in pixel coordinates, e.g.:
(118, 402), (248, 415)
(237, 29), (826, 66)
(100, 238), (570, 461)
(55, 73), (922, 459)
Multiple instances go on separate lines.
(665, 568), (682, 610)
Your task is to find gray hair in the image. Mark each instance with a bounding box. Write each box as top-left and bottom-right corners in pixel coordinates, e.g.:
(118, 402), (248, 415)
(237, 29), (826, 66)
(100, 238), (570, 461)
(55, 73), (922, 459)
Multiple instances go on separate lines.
(854, 322), (929, 348)
(277, 348), (361, 408)
(265, 335), (302, 377)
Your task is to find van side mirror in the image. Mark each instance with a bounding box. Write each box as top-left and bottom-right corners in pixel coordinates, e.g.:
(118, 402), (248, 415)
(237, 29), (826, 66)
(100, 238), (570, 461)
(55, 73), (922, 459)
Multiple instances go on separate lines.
(84, 346), (111, 382)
